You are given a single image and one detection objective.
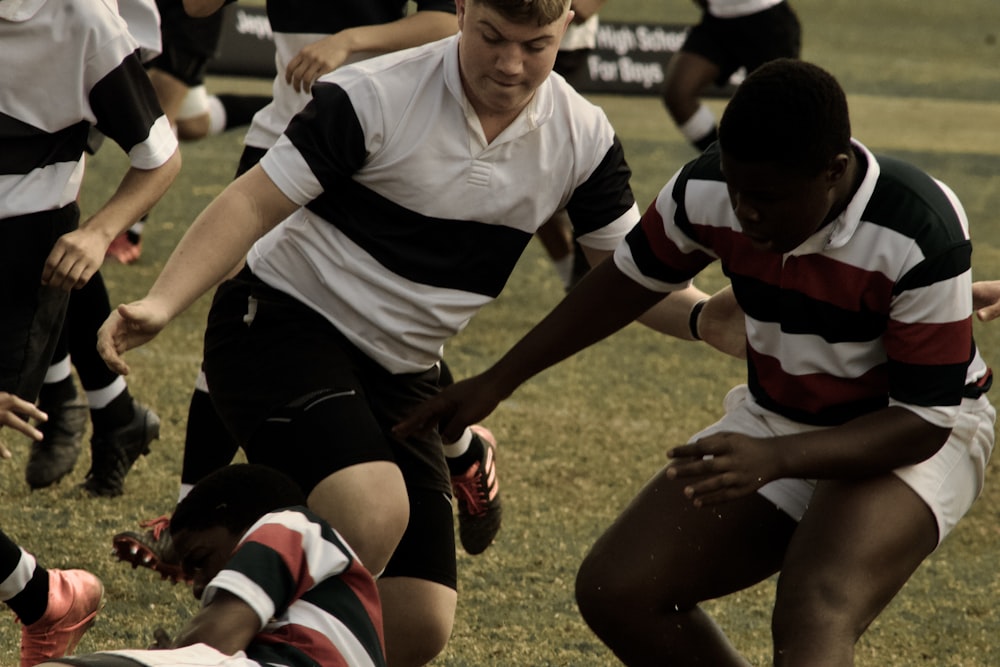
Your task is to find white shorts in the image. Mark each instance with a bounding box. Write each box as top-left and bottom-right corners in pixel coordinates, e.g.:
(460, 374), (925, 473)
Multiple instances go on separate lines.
(689, 385), (996, 544)
(73, 643), (258, 666)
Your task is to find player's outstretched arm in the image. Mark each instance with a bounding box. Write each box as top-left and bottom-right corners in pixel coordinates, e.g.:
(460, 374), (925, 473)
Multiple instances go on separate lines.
(98, 165), (299, 375)
(973, 280), (1000, 322)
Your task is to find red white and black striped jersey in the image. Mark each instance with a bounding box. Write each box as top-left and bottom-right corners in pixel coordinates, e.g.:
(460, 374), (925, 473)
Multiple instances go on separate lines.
(248, 35), (639, 374)
(615, 140), (990, 428)
(0, 0), (176, 219)
(203, 507), (386, 667)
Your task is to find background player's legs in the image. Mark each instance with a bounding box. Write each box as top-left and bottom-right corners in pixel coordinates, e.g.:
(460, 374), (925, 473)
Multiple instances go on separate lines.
(662, 50), (722, 152)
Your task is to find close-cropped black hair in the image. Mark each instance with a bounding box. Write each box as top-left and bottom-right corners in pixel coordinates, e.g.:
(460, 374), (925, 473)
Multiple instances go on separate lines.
(718, 58), (852, 175)
(170, 464), (307, 535)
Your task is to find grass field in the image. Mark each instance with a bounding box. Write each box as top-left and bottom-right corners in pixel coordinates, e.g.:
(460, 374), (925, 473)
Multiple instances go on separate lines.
(2, 1), (999, 664)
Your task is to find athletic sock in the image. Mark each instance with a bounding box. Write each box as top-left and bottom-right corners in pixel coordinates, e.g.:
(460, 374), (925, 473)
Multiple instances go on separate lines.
(445, 429), (484, 476)
(0, 534), (47, 625)
(216, 93), (271, 131)
(678, 103), (718, 152)
(88, 383), (132, 433)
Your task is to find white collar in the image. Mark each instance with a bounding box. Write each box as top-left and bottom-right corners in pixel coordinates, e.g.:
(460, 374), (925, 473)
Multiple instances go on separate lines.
(0, 0), (48, 22)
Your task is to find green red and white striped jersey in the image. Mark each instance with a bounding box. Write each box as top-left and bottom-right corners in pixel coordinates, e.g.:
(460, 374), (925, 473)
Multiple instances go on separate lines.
(615, 140), (990, 428)
(203, 507), (386, 667)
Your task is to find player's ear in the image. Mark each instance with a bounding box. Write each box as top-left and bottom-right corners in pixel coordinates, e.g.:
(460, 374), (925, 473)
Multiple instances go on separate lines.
(826, 152), (850, 185)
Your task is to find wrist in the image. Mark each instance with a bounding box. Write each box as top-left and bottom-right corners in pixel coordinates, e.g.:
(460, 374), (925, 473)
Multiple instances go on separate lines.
(688, 298), (708, 341)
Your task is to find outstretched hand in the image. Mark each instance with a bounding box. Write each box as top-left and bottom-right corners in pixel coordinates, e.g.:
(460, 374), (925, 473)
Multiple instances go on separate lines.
(97, 300), (171, 376)
(394, 374), (508, 444)
(665, 432), (778, 507)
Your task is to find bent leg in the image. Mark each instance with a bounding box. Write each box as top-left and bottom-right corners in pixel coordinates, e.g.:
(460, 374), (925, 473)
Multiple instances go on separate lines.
(576, 468), (796, 666)
(661, 50), (721, 125)
(307, 461), (409, 576)
(772, 476), (938, 666)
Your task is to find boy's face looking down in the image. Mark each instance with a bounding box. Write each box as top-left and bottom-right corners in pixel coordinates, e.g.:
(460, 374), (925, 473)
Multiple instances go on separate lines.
(720, 150), (851, 255)
(456, 0), (572, 124)
(172, 526), (241, 600)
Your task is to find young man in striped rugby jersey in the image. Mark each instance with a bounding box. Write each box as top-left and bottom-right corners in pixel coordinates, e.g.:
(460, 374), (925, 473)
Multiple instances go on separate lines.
(38, 463), (387, 667)
(397, 58), (995, 665)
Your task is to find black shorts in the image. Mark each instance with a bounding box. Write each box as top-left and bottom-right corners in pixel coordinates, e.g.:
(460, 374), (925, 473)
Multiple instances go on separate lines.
(0, 205), (78, 400)
(148, 0), (226, 86)
(202, 268), (457, 587)
(683, 1), (801, 85)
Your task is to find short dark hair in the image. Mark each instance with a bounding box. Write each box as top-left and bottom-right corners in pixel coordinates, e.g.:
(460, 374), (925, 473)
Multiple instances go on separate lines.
(171, 464), (307, 535)
(718, 58), (852, 175)
(473, 0), (571, 26)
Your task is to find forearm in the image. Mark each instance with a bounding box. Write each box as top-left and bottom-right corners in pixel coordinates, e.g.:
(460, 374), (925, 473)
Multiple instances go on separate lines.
(772, 407), (951, 480)
(571, 0), (606, 22)
(82, 151), (181, 245)
(145, 166), (296, 322)
(183, 0), (227, 17)
(336, 10), (457, 55)
(172, 594), (259, 653)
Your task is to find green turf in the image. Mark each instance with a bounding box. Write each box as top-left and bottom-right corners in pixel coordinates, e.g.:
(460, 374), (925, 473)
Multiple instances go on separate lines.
(2, 1), (999, 664)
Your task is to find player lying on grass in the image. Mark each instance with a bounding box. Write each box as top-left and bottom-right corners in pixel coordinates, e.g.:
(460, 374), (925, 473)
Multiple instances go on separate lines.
(396, 58), (995, 666)
(38, 463), (387, 667)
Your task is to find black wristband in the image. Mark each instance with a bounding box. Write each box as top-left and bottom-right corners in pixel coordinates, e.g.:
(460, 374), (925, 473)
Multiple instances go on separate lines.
(688, 299), (707, 341)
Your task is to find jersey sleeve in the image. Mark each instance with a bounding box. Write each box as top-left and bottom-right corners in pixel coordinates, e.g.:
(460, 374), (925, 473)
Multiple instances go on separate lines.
(85, 2), (177, 169)
(202, 508), (354, 627)
(613, 164), (719, 292)
(88, 52), (177, 169)
(260, 78), (373, 206)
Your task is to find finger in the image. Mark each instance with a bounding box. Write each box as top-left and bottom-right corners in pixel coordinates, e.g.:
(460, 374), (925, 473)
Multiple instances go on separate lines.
(393, 408), (440, 439)
(0, 414), (44, 441)
(664, 455), (718, 479)
(977, 304), (1000, 322)
(0, 444), (11, 459)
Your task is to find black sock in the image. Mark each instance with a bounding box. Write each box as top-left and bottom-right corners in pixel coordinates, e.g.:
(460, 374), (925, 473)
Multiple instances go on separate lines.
(693, 126), (719, 152)
(5, 566), (48, 626)
(90, 388), (133, 434)
(38, 375), (77, 409)
(446, 432), (485, 475)
(217, 93), (271, 130)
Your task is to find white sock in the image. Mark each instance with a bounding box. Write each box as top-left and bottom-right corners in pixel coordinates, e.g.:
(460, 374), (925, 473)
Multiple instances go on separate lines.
(679, 104), (716, 145)
(552, 254), (574, 290)
(207, 95), (227, 136)
(85, 376), (127, 409)
(442, 427), (474, 459)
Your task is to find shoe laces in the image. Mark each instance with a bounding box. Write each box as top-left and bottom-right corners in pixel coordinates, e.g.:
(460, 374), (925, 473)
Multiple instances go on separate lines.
(138, 515), (171, 541)
(452, 446), (497, 516)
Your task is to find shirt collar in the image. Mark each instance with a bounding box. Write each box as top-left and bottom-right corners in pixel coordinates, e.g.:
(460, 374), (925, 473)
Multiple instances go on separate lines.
(787, 139), (880, 256)
(0, 0), (48, 21)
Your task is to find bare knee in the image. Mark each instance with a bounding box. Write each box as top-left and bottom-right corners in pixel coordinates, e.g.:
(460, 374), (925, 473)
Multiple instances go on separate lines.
(576, 546), (688, 638)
